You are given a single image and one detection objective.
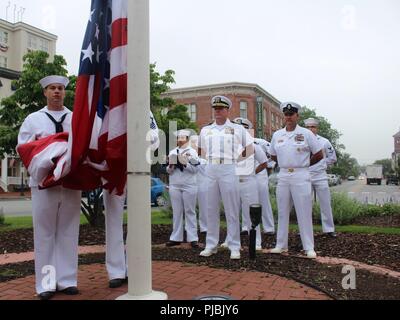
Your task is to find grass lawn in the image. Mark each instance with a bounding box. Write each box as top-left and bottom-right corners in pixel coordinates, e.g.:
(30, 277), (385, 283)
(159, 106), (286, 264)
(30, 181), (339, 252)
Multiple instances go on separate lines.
(1, 211), (399, 235)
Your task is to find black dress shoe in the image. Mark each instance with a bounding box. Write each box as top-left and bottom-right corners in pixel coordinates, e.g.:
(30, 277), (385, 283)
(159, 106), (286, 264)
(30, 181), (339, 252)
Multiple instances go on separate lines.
(326, 232), (337, 238)
(109, 278), (127, 288)
(166, 241), (181, 247)
(240, 230), (249, 236)
(190, 241), (199, 248)
(38, 291), (55, 300)
(200, 231), (207, 236)
(59, 287), (79, 295)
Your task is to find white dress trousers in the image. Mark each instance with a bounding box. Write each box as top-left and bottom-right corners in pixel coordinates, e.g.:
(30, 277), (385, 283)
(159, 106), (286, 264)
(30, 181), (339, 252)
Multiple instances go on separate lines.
(205, 164), (241, 251)
(276, 169), (314, 251)
(239, 176), (262, 247)
(256, 172), (275, 233)
(197, 162), (209, 233)
(31, 186), (81, 294)
(103, 190), (127, 280)
(311, 171), (335, 233)
(169, 184), (198, 242)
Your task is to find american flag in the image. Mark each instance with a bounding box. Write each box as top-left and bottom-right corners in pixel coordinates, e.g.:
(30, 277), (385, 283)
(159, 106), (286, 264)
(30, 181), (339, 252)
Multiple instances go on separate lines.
(18, 0), (158, 191)
(64, 0), (128, 195)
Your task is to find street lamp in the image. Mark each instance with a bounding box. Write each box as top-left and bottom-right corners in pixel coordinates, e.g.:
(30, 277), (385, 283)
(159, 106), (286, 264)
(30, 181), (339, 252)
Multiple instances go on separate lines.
(249, 204), (262, 260)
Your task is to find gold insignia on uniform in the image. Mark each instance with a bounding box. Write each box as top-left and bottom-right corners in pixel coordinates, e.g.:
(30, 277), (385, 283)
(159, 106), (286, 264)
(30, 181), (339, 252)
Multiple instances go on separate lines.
(225, 128), (234, 135)
(295, 134), (305, 142)
(207, 130), (213, 136)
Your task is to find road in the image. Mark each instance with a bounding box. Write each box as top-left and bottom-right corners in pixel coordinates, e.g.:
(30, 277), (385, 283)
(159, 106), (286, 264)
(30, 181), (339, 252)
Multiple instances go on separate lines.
(1, 179), (399, 217)
(0, 199), (33, 217)
(0, 199), (162, 217)
(331, 179), (400, 205)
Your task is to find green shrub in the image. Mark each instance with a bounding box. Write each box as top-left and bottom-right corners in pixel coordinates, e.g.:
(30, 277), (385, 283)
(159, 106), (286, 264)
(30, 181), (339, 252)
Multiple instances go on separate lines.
(0, 207), (4, 226)
(381, 203), (400, 216)
(269, 194), (278, 219)
(361, 204), (384, 217)
(324, 192), (363, 225)
(159, 191), (173, 218)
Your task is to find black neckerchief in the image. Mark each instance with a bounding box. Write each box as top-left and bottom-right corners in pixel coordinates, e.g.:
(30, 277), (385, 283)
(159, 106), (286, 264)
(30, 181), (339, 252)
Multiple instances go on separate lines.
(45, 112), (68, 133)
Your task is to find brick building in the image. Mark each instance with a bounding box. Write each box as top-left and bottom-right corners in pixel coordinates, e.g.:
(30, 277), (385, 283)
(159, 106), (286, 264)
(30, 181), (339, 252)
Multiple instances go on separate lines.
(162, 82), (284, 140)
(392, 129), (400, 171)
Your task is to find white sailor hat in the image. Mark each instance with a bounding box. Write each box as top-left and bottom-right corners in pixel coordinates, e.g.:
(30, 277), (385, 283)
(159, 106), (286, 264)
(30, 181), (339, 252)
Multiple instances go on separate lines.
(233, 117), (253, 129)
(280, 102), (301, 114)
(39, 75), (69, 89)
(175, 129), (192, 138)
(211, 95), (232, 109)
(304, 118), (320, 127)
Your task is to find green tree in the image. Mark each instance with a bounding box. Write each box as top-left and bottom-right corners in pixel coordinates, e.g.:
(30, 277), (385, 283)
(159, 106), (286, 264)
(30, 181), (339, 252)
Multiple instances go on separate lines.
(373, 159), (393, 177)
(149, 62), (198, 150)
(330, 152), (361, 178)
(150, 63), (175, 111)
(0, 51), (76, 157)
(299, 107), (344, 156)
(298, 106), (363, 178)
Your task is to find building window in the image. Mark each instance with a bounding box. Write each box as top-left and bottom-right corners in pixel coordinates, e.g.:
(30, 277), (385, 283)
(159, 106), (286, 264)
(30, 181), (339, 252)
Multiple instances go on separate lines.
(7, 158), (18, 177)
(28, 34), (37, 50)
(240, 101), (248, 119)
(186, 103), (197, 122)
(0, 30), (8, 44)
(272, 113), (276, 127)
(39, 38), (49, 52)
(27, 34), (49, 53)
(0, 56), (7, 68)
(263, 109), (267, 126)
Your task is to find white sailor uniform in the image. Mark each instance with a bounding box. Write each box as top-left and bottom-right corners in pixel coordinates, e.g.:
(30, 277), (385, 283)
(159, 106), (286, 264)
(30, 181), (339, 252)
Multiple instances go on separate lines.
(196, 158), (209, 233)
(167, 146), (199, 243)
(18, 106), (81, 294)
(103, 111), (160, 281)
(254, 138), (275, 233)
(269, 125), (321, 251)
(198, 120), (253, 255)
(237, 143), (267, 249)
(310, 135), (337, 233)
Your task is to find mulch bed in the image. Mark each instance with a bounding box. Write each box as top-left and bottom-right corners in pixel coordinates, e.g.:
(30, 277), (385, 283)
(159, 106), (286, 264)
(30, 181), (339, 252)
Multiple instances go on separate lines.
(1, 224), (399, 300)
(1, 224), (399, 272)
(352, 215), (400, 227)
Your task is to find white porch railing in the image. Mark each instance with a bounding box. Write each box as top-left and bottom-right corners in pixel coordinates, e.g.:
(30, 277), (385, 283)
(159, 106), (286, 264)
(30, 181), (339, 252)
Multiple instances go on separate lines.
(7, 177), (21, 185)
(0, 178), (7, 192)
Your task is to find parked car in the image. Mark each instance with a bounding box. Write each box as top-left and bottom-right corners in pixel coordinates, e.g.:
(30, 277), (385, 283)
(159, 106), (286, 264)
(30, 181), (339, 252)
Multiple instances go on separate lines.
(348, 176), (356, 181)
(386, 175), (400, 186)
(327, 174), (338, 186)
(151, 177), (167, 206)
(84, 177), (167, 208)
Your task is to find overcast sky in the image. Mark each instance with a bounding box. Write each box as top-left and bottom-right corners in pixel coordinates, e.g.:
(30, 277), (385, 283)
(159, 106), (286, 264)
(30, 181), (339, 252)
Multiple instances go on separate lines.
(3, 0), (400, 165)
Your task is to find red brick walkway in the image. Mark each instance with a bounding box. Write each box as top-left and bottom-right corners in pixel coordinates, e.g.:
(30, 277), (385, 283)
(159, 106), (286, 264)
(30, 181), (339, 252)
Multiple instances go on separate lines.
(0, 261), (330, 300)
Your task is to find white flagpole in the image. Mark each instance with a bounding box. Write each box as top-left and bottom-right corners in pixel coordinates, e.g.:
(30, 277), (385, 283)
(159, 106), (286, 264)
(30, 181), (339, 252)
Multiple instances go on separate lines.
(117, 0), (167, 300)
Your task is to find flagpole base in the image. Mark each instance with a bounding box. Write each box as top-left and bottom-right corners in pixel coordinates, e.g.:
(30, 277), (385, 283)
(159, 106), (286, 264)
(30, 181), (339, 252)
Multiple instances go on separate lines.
(116, 290), (168, 301)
